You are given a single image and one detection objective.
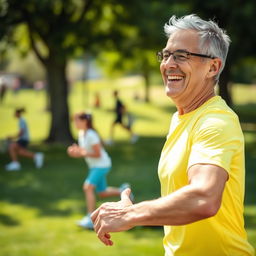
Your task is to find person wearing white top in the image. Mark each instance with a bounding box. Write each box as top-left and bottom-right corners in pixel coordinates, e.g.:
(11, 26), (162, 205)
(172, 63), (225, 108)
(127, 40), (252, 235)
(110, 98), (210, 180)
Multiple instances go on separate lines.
(67, 112), (133, 229)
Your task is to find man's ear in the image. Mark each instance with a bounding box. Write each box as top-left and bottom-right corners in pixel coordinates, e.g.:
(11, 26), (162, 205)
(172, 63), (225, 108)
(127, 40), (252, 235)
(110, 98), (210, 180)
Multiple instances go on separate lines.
(207, 58), (222, 78)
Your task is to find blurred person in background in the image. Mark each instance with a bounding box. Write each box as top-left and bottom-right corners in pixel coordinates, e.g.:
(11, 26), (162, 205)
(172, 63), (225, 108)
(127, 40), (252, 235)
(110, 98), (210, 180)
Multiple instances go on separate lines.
(67, 112), (133, 230)
(5, 108), (44, 171)
(94, 92), (101, 108)
(107, 90), (138, 145)
(0, 76), (7, 104)
(91, 14), (254, 256)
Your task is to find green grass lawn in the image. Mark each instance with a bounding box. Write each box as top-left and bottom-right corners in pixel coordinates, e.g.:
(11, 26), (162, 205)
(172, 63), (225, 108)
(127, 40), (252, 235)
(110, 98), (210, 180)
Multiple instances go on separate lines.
(0, 78), (255, 255)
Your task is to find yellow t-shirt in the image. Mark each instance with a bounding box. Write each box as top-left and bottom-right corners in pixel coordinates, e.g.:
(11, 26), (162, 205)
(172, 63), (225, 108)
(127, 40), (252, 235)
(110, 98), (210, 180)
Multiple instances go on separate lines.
(158, 96), (254, 256)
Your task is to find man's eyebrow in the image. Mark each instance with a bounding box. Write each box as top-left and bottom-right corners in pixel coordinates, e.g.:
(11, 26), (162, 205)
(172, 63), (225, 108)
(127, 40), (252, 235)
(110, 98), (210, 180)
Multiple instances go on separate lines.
(162, 48), (188, 52)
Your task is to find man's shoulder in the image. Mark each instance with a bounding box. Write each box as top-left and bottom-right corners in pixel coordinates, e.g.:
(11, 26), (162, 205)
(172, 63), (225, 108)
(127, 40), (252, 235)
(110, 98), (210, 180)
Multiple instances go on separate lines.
(194, 96), (237, 120)
(193, 99), (242, 137)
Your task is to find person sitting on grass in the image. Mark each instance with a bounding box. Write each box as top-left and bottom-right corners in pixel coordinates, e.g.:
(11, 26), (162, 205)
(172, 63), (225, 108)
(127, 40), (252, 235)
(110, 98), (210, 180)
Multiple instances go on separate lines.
(5, 108), (44, 171)
(67, 112), (133, 230)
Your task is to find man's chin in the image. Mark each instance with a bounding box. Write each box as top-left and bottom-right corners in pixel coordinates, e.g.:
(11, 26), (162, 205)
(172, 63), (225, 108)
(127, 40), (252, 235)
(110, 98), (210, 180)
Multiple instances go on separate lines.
(165, 87), (178, 98)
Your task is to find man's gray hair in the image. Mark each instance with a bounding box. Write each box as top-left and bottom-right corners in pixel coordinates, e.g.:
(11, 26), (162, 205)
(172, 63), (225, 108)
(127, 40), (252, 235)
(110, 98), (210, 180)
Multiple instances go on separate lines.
(164, 14), (231, 82)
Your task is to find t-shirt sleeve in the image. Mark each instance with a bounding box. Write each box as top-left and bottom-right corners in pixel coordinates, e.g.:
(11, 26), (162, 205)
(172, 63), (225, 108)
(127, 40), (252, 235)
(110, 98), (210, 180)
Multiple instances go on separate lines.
(19, 119), (26, 130)
(88, 130), (100, 146)
(188, 114), (244, 174)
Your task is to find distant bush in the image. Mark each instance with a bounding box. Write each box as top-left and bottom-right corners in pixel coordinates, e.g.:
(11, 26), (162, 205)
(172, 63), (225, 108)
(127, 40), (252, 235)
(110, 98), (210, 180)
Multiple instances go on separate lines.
(231, 58), (256, 84)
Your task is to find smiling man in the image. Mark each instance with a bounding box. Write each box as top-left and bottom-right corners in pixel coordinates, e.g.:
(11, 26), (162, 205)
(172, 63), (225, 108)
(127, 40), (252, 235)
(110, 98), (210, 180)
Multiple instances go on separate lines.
(91, 14), (255, 256)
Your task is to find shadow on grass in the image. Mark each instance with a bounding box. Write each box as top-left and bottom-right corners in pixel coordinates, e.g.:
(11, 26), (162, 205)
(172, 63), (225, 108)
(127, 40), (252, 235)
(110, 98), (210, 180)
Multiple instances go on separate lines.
(158, 105), (177, 115)
(236, 103), (256, 206)
(233, 103), (256, 125)
(244, 212), (256, 229)
(0, 213), (20, 226)
(1, 130), (255, 222)
(0, 136), (165, 217)
(244, 131), (256, 205)
(0, 145), (86, 217)
(127, 225), (164, 239)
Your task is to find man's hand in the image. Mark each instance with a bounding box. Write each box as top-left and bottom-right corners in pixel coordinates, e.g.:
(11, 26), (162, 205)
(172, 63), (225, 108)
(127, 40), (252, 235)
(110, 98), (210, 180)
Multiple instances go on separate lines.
(91, 188), (134, 246)
(67, 144), (86, 158)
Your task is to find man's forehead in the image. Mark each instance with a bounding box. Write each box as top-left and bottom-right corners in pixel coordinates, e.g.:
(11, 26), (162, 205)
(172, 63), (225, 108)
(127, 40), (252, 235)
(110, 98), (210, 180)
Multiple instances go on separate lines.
(168, 29), (198, 41)
(165, 29), (199, 50)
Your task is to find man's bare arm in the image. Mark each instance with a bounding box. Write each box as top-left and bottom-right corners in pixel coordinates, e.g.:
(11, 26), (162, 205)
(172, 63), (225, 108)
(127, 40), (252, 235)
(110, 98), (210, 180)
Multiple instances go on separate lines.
(92, 164), (228, 245)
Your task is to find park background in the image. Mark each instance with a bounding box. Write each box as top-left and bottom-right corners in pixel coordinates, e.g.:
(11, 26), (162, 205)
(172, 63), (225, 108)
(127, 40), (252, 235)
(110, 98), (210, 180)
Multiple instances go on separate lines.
(0, 1), (256, 255)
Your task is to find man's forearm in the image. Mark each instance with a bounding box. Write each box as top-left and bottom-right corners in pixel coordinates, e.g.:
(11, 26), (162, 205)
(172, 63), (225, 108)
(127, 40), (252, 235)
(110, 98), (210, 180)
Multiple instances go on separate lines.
(126, 185), (216, 227)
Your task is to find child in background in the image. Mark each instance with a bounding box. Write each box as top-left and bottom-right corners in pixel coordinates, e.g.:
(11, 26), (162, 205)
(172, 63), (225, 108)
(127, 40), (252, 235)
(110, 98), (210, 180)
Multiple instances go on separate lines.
(5, 108), (44, 171)
(67, 112), (133, 230)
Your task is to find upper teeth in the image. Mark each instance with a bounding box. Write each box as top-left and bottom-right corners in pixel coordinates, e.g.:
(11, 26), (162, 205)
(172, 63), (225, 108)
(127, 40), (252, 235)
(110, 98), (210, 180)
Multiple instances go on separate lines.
(167, 75), (183, 80)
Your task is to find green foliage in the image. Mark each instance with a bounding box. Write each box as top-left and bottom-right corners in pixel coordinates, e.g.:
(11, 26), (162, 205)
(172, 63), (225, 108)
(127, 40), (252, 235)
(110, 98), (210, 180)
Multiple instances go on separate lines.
(186, 0), (256, 80)
(2, 0), (256, 123)
(6, 50), (45, 83)
(95, 2), (190, 86)
(231, 58), (256, 84)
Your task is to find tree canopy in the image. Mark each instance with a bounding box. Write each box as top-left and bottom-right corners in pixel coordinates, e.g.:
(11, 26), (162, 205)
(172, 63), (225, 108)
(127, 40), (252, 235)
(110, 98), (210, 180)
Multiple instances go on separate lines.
(1, 0), (150, 142)
(0, 0), (255, 142)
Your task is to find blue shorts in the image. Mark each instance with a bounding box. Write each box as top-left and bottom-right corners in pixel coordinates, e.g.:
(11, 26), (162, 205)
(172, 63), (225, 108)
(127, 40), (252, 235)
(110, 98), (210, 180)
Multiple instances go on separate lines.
(85, 167), (111, 193)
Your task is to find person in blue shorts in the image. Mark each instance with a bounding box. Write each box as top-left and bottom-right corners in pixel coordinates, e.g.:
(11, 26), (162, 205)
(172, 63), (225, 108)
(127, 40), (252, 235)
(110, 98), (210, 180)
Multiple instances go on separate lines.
(5, 108), (44, 171)
(67, 112), (132, 230)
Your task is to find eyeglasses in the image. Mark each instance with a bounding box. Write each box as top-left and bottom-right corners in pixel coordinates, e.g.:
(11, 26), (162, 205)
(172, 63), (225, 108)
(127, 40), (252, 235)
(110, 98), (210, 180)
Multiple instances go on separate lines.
(156, 49), (215, 63)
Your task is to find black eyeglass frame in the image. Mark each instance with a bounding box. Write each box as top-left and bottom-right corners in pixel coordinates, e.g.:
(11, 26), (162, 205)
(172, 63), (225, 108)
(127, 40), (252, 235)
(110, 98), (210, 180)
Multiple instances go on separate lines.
(156, 49), (216, 62)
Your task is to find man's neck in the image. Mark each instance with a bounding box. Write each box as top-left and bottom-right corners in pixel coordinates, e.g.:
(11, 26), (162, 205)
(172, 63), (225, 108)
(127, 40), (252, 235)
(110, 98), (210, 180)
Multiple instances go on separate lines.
(176, 90), (216, 115)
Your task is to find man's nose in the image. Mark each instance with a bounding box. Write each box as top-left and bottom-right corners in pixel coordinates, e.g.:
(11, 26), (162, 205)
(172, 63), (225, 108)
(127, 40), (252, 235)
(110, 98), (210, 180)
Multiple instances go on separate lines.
(163, 55), (178, 68)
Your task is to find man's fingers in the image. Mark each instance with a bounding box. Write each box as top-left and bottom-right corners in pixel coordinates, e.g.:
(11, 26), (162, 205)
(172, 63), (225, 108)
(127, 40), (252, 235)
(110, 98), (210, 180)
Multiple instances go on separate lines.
(93, 216), (100, 233)
(104, 233), (113, 245)
(121, 188), (132, 203)
(92, 200), (130, 246)
(91, 208), (99, 223)
(97, 228), (113, 246)
(104, 233), (111, 239)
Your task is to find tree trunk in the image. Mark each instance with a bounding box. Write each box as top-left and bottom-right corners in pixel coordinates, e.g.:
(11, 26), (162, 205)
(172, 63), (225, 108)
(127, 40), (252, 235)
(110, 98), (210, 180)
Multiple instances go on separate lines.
(45, 58), (73, 143)
(218, 60), (233, 107)
(143, 70), (150, 103)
